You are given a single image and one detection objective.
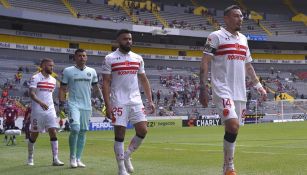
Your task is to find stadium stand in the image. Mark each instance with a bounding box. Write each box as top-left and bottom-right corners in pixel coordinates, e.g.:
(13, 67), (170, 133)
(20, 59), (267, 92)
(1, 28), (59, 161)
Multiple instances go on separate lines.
(70, 0), (131, 23)
(7, 0), (71, 15)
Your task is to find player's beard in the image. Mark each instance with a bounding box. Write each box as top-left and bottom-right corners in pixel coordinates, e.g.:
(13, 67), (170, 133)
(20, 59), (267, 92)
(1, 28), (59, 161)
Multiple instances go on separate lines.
(119, 44), (131, 53)
(46, 69), (52, 75)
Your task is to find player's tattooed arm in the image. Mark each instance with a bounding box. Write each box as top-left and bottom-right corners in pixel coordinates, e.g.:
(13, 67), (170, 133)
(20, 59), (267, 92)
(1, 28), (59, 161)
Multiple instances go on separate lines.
(199, 54), (213, 107)
(92, 83), (103, 102)
(246, 62), (267, 99)
(29, 87), (49, 111)
(138, 73), (155, 114)
(245, 62), (259, 85)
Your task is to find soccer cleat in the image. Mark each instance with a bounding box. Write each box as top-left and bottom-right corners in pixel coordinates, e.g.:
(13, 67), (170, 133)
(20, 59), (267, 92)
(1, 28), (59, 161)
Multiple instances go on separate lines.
(124, 157), (134, 173)
(77, 159), (86, 168)
(225, 169), (237, 175)
(27, 158), (34, 166)
(70, 158), (77, 168)
(53, 158), (64, 166)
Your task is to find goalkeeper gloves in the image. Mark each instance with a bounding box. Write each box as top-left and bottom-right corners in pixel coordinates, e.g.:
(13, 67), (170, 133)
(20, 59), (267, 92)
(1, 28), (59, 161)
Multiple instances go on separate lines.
(59, 110), (67, 119)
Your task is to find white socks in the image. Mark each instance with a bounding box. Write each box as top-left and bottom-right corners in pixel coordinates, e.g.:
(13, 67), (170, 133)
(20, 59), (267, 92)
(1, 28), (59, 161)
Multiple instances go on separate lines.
(223, 139), (235, 171)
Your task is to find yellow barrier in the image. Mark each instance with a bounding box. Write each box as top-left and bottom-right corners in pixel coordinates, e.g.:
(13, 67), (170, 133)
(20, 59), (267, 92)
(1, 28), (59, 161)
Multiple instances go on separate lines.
(0, 34), (306, 61)
(252, 53), (305, 60)
(0, 34), (68, 47)
(0, 0), (11, 8)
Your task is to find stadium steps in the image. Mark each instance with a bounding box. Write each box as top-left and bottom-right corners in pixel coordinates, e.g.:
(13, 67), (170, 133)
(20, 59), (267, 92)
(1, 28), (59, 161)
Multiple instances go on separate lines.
(120, 4), (138, 24)
(235, 0), (248, 10)
(8, 0), (71, 15)
(256, 20), (273, 36)
(283, 0), (299, 15)
(151, 7), (169, 28)
(61, 0), (78, 18)
(190, 0), (219, 30)
(236, 0), (273, 36)
(0, 0), (11, 8)
(151, 1), (169, 28)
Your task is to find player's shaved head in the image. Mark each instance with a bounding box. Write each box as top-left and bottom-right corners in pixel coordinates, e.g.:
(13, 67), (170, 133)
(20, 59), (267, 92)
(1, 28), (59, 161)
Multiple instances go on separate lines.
(116, 29), (131, 38)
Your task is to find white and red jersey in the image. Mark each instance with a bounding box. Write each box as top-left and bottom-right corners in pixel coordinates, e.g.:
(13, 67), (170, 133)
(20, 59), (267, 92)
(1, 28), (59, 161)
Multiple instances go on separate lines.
(29, 72), (56, 112)
(203, 27), (252, 102)
(102, 49), (145, 105)
(3, 107), (18, 123)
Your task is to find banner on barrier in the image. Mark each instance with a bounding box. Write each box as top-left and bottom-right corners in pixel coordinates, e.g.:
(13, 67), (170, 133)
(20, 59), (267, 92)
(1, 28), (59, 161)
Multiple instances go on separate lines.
(182, 118), (221, 127)
(89, 118), (133, 131)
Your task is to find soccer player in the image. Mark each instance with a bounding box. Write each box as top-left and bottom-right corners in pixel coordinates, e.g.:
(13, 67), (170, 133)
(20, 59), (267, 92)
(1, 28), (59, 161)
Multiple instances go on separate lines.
(59, 49), (103, 168)
(28, 58), (64, 166)
(102, 29), (155, 175)
(199, 5), (267, 175)
(3, 102), (18, 144)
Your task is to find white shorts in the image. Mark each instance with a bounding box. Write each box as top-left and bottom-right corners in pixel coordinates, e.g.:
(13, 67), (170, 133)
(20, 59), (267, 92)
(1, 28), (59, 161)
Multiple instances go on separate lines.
(111, 103), (147, 127)
(213, 97), (246, 125)
(30, 108), (59, 133)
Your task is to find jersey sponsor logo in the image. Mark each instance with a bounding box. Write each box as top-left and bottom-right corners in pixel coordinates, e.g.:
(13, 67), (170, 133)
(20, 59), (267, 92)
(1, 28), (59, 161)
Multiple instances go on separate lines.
(227, 54), (246, 61)
(118, 70), (138, 75)
(73, 78), (91, 82)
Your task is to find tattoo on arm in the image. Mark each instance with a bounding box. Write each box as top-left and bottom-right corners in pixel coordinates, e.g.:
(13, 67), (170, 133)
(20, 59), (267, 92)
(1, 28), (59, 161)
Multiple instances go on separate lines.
(246, 63), (259, 85)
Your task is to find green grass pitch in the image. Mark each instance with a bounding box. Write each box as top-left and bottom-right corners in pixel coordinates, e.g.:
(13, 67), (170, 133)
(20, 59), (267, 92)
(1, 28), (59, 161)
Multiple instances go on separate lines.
(0, 121), (307, 175)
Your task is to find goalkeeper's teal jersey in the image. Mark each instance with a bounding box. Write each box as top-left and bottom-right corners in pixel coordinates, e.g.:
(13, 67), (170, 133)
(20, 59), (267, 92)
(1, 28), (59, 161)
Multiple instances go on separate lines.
(61, 66), (98, 110)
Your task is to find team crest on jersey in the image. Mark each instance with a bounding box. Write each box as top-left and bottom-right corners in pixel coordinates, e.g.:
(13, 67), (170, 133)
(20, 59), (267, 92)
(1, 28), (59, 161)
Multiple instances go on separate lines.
(87, 72), (91, 77)
(235, 43), (240, 50)
(124, 61), (130, 67)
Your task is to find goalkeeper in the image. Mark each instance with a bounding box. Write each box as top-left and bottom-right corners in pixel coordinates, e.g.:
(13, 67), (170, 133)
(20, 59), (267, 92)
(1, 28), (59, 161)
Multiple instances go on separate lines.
(59, 49), (103, 168)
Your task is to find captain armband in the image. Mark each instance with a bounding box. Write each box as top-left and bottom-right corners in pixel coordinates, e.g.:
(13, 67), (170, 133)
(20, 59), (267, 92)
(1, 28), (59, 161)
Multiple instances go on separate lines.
(203, 44), (217, 54)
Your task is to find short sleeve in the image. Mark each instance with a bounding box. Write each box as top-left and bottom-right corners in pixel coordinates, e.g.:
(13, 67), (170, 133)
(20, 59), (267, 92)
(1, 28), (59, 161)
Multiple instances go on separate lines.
(203, 33), (219, 56)
(29, 75), (38, 88)
(102, 57), (111, 74)
(61, 68), (69, 84)
(138, 57), (145, 74)
(245, 39), (253, 63)
(92, 69), (98, 84)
